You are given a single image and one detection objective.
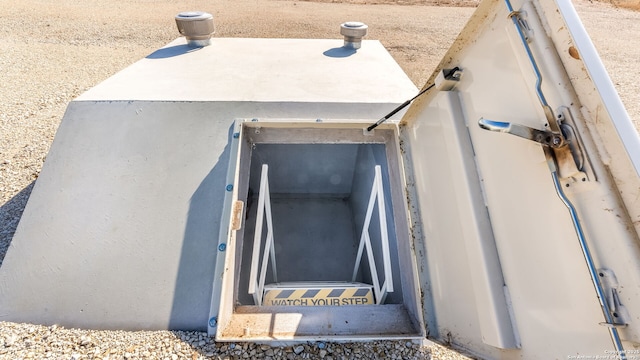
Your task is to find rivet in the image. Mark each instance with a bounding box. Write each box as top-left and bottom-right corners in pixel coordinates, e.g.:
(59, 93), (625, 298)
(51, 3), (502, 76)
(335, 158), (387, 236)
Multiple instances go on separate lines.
(218, 243), (226, 252)
(226, 184), (233, 191)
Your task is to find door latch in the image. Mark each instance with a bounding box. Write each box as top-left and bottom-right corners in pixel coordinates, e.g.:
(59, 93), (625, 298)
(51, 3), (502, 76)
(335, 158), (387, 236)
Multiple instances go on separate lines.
(598, 268), (630, 328)
(478, 115), (587, 182)
(478, 118), (565, 148)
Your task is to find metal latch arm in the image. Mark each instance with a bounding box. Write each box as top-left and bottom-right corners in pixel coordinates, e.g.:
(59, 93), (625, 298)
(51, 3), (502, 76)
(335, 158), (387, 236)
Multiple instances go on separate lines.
(478, 118), (565, 148)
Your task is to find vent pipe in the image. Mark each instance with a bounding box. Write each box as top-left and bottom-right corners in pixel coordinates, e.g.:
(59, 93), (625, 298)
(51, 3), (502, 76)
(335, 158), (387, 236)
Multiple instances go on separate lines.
(340, 22), (368, 50)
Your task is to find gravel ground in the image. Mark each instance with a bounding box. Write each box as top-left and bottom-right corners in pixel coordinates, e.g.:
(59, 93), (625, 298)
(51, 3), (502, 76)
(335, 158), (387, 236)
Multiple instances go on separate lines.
(0, 321), (482, 360)
(0, 0), (638, 359)
(0, 322), (457, 359)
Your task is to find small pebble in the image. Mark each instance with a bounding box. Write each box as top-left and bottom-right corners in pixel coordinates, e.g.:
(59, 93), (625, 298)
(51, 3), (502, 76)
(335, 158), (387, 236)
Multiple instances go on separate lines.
(266, 349), (274, 356)
(80, 335), (91, 346)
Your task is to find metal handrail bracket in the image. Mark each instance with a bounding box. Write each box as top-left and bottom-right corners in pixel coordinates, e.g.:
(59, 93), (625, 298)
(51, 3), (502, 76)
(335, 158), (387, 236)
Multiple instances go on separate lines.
(352, 165), (394, 304)
(248, 164), (278, 306)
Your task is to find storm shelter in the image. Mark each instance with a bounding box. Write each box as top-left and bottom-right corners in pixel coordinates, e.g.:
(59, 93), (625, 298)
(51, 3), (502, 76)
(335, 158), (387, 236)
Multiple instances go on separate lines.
(215, 124), (424, 340)
(4, 1), (640, 356)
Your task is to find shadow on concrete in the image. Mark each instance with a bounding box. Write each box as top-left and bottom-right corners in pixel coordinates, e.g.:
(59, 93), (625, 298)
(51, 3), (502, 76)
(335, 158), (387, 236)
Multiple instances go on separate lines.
(323, 47), (357, 58)
(147, 44), (202, 59)
(0, 182), (35, 268)
(168, 125), (232, 330)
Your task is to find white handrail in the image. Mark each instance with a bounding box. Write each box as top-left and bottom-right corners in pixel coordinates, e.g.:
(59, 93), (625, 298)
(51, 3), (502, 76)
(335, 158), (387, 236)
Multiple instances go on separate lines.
(248, 164), (277, 306)
(352, 165), (393, 304)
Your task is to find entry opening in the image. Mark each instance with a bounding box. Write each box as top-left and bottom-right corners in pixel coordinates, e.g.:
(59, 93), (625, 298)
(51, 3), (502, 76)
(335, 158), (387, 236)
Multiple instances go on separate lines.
(239, 142), (401, 307)
(217, 125), (424, 340)
(247, 162), (393, 307)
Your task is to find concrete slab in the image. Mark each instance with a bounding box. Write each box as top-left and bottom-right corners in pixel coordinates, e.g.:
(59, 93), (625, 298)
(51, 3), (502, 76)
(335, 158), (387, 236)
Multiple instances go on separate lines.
(0, 38), (417, 331)
(77, 38), (417, 103)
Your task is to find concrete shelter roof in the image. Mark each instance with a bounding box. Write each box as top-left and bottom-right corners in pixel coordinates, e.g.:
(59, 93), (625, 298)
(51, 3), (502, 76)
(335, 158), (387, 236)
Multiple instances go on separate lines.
(77, 38), (418, 103)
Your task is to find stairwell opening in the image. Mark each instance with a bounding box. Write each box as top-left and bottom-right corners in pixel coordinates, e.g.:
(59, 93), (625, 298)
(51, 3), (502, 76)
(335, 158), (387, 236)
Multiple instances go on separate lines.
(216, 123), (424, 341)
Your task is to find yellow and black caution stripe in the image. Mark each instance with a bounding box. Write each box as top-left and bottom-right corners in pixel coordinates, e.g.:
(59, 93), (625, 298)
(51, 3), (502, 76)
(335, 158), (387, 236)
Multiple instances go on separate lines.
(263, 282), (374, 306)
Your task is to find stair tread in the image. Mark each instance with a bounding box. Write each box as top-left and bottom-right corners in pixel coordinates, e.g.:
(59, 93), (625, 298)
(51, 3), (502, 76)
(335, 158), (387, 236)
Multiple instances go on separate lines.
(262, 281), (374, 306)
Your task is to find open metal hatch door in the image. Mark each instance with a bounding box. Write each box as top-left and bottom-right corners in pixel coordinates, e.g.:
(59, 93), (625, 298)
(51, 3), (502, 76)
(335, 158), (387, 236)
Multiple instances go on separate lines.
(399, 0), (640, 358)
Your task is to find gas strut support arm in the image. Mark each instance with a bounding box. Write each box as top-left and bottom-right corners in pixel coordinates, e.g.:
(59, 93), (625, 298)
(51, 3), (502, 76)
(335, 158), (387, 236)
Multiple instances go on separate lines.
(366, 67), (460, 132)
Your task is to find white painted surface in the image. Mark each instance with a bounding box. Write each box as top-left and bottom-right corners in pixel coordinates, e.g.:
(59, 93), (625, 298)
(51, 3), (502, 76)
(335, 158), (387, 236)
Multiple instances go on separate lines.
(0, 102), (231, 330)
(402, 0), (640, 358)
(403, 91), (518, 349)
(77, 38), (416, 103)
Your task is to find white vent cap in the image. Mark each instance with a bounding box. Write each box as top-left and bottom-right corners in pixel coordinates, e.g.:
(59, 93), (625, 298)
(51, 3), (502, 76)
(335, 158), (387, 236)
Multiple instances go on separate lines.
(175, 11), (215, 47)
